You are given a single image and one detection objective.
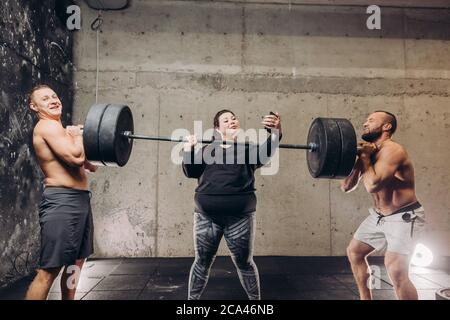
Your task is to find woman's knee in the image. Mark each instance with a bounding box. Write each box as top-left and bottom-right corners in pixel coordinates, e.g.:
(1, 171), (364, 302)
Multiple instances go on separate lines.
(233, 255), (254, 271)
(193, 254), (215, 272)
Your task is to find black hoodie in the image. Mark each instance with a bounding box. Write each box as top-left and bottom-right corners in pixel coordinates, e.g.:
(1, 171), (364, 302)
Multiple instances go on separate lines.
(182, 134), (281, 216)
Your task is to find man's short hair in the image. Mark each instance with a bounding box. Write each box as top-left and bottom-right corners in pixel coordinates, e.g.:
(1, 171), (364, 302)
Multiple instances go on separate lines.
(375, 110), (397, 135)
(28, 84), (51, 104)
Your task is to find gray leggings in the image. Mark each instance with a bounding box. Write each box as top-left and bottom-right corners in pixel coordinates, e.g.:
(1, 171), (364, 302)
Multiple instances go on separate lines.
(188, 211), (260, 300)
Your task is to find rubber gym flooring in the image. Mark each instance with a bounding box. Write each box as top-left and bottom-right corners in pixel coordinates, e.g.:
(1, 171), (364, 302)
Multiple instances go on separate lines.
(1, 256), (449, 300)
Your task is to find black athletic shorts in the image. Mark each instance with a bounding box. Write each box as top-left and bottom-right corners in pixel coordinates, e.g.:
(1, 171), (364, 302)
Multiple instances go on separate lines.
(38, 187), (94, 269)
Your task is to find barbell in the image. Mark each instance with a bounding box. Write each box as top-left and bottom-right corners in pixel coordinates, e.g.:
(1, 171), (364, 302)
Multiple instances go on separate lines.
(82, 103), (357, 179)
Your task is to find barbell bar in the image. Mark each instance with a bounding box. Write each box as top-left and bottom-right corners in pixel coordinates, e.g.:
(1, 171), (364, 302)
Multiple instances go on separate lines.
(122, 131), (318, 151)
(82, 103), (357, 179)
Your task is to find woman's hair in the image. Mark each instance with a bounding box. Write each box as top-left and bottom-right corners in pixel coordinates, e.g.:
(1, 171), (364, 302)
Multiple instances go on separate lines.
(213, 109), (235, 128)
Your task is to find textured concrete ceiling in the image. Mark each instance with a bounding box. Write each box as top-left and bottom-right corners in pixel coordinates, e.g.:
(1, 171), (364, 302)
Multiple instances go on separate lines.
(175, 0), (450, 9)
(85, 0), (450, 9)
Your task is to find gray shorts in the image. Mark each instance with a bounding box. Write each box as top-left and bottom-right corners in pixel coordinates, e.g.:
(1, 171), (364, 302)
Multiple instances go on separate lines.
(354, 202), (426, 255)
(38, 187), (94, 269)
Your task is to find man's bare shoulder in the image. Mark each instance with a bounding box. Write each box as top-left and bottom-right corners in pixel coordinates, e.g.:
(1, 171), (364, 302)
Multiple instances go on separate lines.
(379, 140), (408, 162)
(34, 120), (64, 137)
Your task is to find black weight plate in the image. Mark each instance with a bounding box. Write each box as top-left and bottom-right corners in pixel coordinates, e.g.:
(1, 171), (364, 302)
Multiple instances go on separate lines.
(307, 118), (342, 178)
(83, 103), (109, 166)
(98, 104), (134, 167)
(335, 118), (357, 178)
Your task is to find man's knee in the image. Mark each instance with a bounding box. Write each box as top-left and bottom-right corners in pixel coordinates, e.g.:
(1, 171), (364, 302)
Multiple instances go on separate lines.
(387, 268), (410, 287)
(347, 239), (375, 265)
(385, 260), (410, 287)
(35, 268), (60, 286)
(346, 245), (367, 264)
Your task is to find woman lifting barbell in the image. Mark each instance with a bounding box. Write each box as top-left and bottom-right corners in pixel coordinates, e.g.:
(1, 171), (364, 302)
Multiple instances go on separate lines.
(182, 109), (282, 300)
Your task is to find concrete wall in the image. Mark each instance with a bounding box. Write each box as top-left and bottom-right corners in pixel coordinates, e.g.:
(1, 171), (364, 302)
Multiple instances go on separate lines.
(72, 1), (450, 258)
(0, 0), (74, 287)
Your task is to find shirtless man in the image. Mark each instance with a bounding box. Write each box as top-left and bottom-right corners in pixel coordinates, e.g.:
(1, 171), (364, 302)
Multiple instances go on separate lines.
(25, 85), (97, 300)
(341, 111), (426, 300)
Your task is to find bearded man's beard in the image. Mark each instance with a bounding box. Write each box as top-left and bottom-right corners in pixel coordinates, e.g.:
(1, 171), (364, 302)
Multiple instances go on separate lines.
(361, 128), (382, 142)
